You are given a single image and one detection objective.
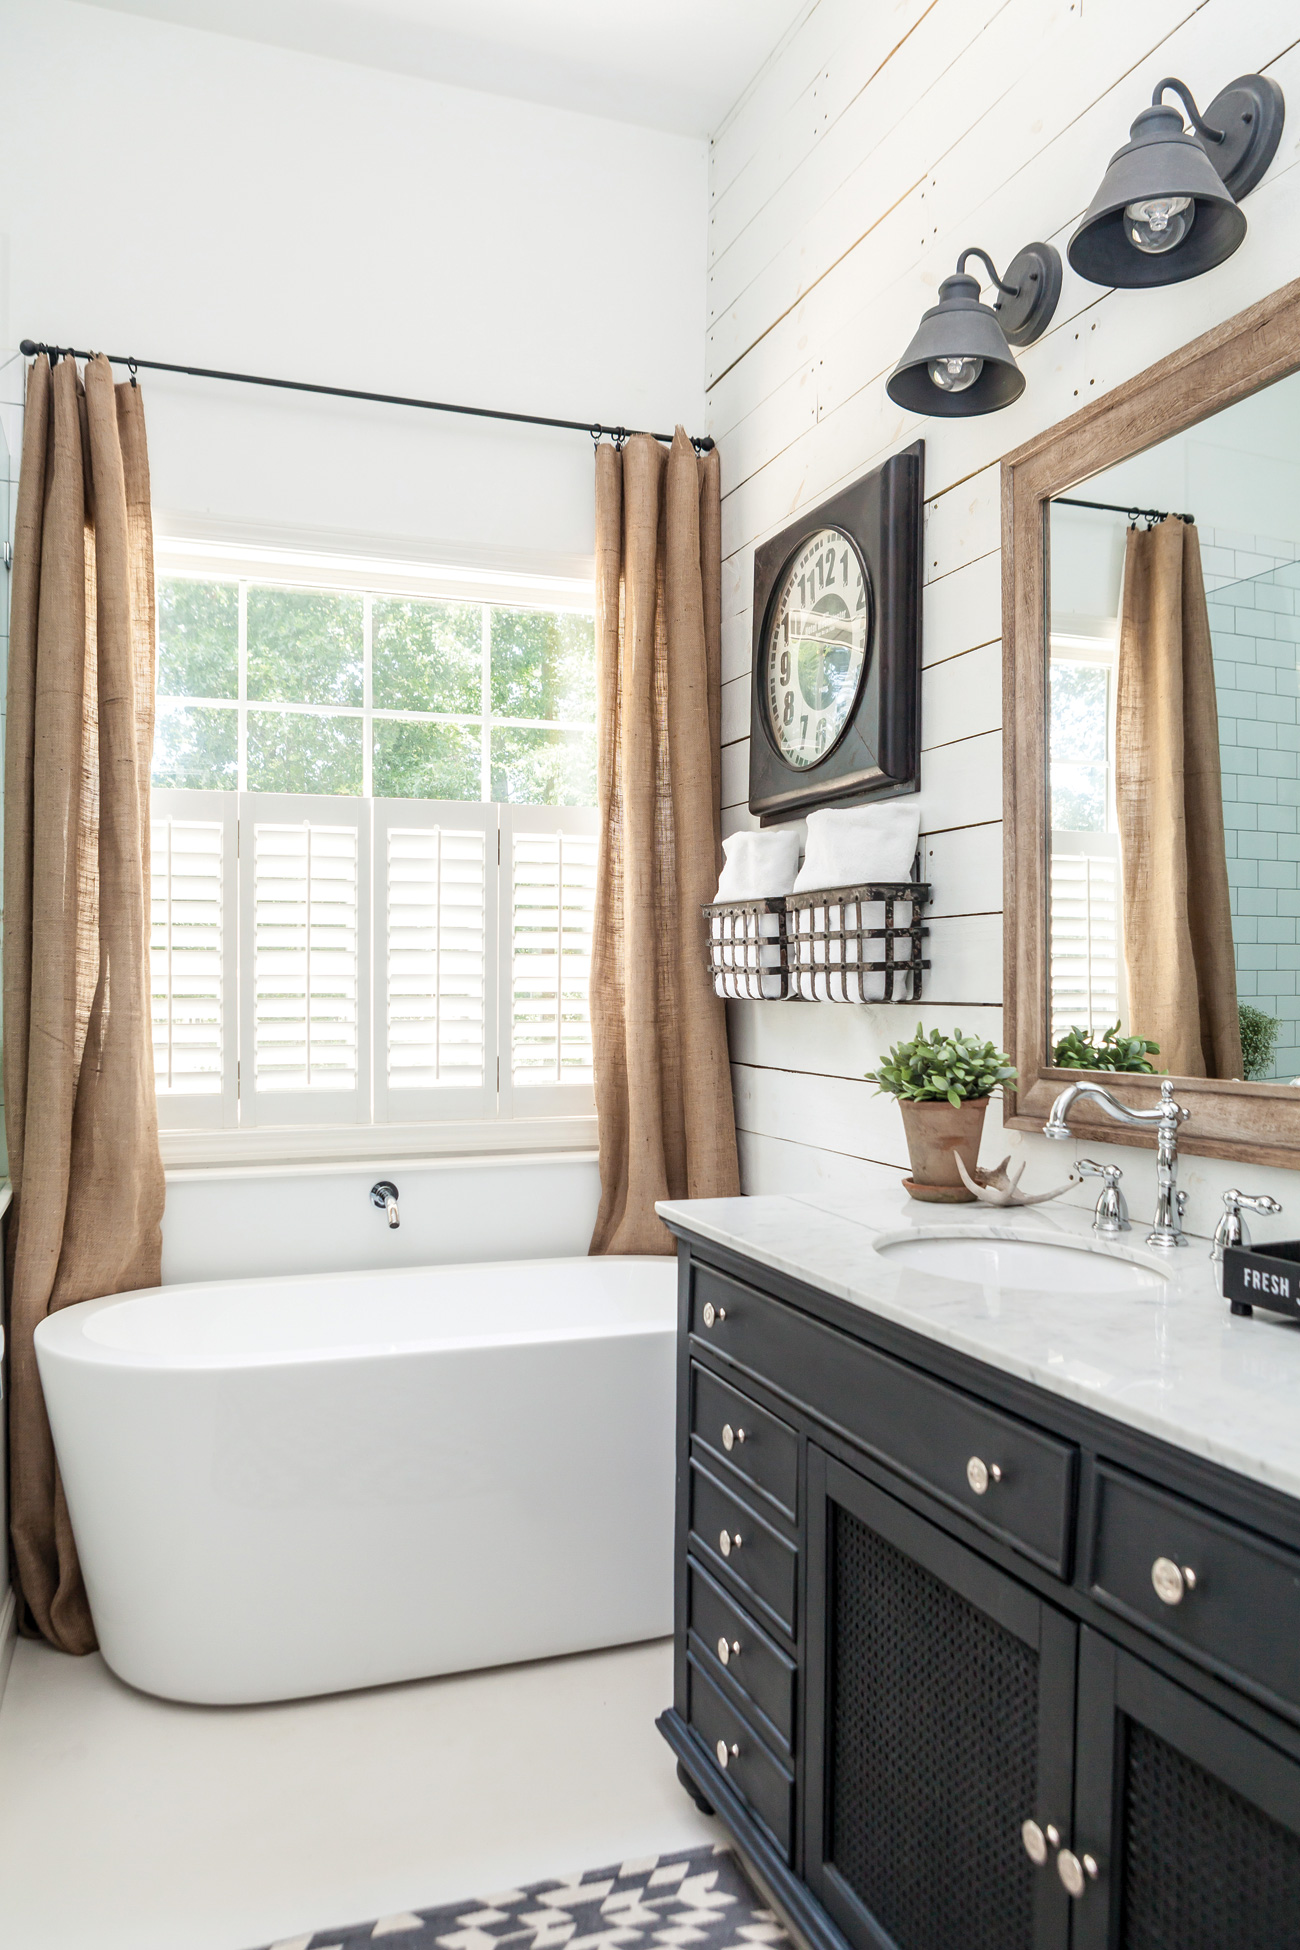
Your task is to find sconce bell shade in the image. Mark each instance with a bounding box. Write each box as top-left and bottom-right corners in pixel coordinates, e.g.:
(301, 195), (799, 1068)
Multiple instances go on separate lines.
(886, 244), (1060, 418)
(886, 272), (1024, 418)
(1068, 100), (1246, 288)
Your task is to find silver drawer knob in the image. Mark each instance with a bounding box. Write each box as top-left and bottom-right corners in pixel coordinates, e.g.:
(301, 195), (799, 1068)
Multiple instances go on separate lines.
(722, 1423), (746, 1451)
(966, 1456), (1003, 1495)
(717, 1636), (740, 1666)
(1057, 1850), (1098, 1897)
(1151, 1557), (1197, 1606)
(719, 1529), (742, 1558)
(1021, 1820), (1048, 1866)
(715, 1738), (739, 1769)
(702, 1302), (726, 1328)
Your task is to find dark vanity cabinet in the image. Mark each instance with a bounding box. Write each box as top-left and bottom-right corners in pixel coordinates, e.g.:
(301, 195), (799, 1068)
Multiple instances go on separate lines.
(658, 1235), (1300, 1950)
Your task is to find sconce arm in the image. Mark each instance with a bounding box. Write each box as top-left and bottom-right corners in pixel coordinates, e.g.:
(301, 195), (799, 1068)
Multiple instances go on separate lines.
(1151, 76), (1226, 144)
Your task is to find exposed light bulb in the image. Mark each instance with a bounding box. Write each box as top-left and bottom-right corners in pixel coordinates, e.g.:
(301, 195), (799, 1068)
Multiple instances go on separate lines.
(927, 356), (983, 394)
(1124, 195), (1195, 255)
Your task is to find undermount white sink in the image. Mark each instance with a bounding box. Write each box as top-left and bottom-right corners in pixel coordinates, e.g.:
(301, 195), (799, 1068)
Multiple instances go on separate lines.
(874, 1231), (1169, 1293)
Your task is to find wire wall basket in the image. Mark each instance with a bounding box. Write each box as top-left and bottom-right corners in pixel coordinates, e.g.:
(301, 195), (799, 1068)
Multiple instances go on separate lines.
(705, 878), (931, 1004)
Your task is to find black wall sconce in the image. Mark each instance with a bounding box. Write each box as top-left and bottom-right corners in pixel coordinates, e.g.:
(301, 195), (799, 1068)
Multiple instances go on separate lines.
(1069, 74), (1285, 288)
(886, 243), (1062, 417)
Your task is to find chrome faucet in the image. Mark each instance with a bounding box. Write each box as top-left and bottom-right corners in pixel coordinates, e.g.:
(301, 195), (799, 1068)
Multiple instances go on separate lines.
(1075, 1158), (1129, 1237)
(370, 1179), (400, 1229)
(1044, 1078), (1191, 1250)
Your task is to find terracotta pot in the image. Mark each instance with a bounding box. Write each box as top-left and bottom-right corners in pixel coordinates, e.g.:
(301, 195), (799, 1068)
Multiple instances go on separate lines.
(897, 1097), (989, 1203)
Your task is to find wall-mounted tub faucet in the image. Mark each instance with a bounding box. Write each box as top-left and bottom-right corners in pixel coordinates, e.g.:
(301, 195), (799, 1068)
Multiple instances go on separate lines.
(1044, 1078), (1191, 1250)
(370, 1180), (400, 1229)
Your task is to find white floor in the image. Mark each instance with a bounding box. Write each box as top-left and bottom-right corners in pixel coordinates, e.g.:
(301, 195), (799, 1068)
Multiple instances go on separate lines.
(0, 1635), (715, 1950)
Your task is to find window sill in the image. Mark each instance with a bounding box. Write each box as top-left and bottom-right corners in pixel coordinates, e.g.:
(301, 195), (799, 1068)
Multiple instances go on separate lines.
(160, 1115), (599, 1176)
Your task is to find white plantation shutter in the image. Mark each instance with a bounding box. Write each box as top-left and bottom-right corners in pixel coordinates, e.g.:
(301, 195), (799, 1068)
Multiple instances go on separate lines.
(1050, 831), (1125, 1048)
(501, 805), (598, 1116)
(149, 790), (238, 1128)
(238, 793), (371, 1125)
(373, 799), (497, 1122)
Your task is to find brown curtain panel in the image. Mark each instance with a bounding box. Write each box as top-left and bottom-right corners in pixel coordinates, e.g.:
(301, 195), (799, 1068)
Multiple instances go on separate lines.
(4, 354), (165, 1652)
(1115, 517), (1243, 1080)
(589, 430), (739, 1255)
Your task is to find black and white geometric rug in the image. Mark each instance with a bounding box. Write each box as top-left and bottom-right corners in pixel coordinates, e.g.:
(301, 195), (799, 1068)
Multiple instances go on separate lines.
(256, 1844), (791, 1950)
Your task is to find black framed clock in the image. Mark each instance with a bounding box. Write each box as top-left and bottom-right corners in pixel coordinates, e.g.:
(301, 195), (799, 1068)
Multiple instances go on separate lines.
(749, 439), (923, 823)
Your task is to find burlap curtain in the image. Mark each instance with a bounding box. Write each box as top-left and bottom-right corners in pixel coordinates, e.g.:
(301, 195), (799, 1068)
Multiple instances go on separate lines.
(4, 353), (165, 1652)
(589, 430), (739, 1254)
(1115, 517), (1243, 1080)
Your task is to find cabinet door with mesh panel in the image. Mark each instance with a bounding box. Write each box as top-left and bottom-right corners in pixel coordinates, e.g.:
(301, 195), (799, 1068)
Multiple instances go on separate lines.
(804, 1451), (1075, 1950)
(1071, 1628), (1300, 1950)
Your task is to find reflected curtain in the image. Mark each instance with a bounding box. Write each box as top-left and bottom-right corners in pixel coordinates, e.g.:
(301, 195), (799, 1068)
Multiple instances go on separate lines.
(4, 353), (165, 1652)
(1115, 517), (1243, 1080)
(589, 430), (739, 1255)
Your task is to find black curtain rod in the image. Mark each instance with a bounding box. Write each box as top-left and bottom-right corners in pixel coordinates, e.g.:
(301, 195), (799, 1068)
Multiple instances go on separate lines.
(1053, 494), (1194, 523)
(18, 340), (715, 454)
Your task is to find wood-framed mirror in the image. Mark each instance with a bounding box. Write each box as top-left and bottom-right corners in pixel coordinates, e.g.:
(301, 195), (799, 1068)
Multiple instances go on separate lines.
(1003, 275), (1300, 1167)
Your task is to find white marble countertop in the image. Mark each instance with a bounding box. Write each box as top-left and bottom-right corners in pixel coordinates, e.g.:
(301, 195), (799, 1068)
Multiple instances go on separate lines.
(657, 1187), (1300, 1505)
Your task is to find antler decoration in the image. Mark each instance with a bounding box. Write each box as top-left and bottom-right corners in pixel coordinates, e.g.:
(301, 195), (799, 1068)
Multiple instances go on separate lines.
(955, 1154), (1076, 1207)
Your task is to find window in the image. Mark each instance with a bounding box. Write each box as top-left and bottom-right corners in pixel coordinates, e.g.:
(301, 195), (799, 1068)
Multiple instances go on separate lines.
(150, 548), (598, 1146)
(1048, 636), (1126, 1045)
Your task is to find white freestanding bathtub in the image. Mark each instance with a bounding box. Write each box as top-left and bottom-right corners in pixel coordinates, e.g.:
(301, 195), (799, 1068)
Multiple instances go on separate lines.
(34, 1255), (676, 1705)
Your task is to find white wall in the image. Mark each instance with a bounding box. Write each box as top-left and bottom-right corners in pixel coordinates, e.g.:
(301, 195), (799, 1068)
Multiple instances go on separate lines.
(711, 0), (1300, 1241)
(0, 0), (707, 571)
(0, 2), (707, 1301)
(161, 1153), (601, 1283)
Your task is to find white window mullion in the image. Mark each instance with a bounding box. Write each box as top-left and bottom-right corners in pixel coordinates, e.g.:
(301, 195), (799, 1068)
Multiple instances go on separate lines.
(237, 579), (249, 794)
(362, 591), (374, 799)
(480, 602), (492, 804)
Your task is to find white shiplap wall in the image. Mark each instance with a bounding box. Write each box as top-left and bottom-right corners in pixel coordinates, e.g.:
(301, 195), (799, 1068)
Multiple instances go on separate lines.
(711, 0), (1300, 1236)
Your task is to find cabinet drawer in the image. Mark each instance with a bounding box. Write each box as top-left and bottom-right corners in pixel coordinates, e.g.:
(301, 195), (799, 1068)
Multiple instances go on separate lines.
(1090, 1464), (1300, 1716)
(690, 1460), (797, 1638)
(691, 1363), (798, 1519)
(687, 1558), (795, 1749)
(692, 1264), (1076, 1577)
(686, 1654), (794, 1858)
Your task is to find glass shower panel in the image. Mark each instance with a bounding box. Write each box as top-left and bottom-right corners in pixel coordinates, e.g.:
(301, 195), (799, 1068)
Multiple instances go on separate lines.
(1208, 557), (1300, 1082)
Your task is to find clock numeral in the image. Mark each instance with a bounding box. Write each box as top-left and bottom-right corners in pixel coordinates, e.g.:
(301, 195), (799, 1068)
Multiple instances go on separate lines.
(783, 692), (794, 727)
(815, 718), (828, 755)
(824, 551), (835, 587)
(800, 715), (809, 742)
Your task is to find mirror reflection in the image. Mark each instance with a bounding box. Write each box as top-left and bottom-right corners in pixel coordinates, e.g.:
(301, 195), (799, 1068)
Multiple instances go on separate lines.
(1048, 374), (1300, 1084)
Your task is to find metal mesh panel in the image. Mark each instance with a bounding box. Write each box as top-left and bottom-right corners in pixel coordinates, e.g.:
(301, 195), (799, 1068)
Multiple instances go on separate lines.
(829, 1505), (1039, 1950)
(1122, 1721), (1300, 1949)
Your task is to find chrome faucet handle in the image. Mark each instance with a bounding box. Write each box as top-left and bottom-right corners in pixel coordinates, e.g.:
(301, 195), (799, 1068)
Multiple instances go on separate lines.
(370, 1179), (401, 1230)
(1211, 1189), (1283, 1292)
(1076, 1159), (1130, 1236)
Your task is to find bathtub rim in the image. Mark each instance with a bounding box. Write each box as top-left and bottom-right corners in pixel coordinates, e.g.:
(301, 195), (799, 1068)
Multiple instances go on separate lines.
(34, 1252), (678, 1374)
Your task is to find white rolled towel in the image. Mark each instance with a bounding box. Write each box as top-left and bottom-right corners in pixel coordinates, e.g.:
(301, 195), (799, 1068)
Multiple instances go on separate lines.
(711, 829), (801, 1000)
(714, 827), (802, 901)
(792, 800), (921, 894)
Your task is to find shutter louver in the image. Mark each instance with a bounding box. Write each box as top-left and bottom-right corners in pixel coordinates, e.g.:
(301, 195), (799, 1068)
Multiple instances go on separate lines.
(510, 825), (597, 1089)
(252, 819), (359, 1094)
(1051, 841), (1122, 1045)
(150, 815), (225, 1096)
(386, 823), (487, 1090)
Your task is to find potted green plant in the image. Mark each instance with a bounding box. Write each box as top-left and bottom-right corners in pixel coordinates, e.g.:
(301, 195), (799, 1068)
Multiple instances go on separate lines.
(1052, 1022), (1160, 1072)
(868, 1025), (1017, 1203)
(1238, 1003), (1281, 1082)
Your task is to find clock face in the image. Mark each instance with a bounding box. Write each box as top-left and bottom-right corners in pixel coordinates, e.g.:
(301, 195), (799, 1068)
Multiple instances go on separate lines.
(762, 527), (872, 770)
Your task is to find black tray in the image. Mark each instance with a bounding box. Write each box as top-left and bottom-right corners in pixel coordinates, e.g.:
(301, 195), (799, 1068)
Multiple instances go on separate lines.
(1222, 1239), (1300, 1320)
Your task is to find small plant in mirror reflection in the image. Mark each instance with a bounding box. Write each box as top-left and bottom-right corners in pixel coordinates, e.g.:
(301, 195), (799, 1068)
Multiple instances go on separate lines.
(1052, 1022), (1160, 1072)
(1239, 1004), (1282, 1082)
(868, 1025), (1017, 1107)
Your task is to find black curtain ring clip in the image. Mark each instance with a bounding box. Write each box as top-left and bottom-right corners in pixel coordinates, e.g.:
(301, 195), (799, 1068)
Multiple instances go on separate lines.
(127, 357), (139, 389)
(590, 423), (603, 446)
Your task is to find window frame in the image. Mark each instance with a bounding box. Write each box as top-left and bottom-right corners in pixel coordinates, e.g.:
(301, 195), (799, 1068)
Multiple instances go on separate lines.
(150, 538), (600, 1167)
